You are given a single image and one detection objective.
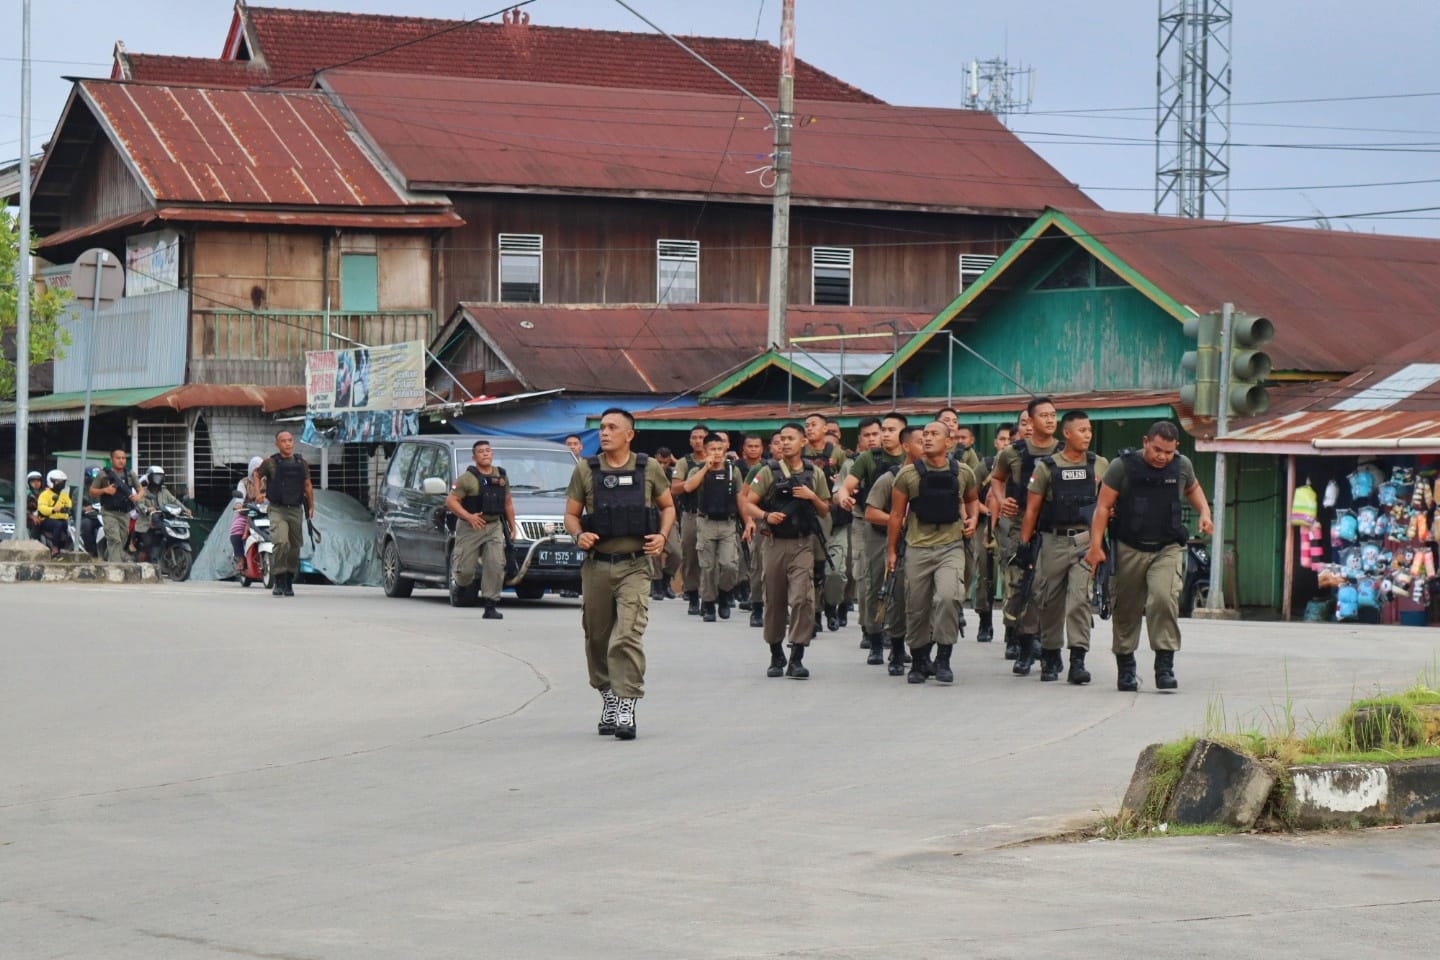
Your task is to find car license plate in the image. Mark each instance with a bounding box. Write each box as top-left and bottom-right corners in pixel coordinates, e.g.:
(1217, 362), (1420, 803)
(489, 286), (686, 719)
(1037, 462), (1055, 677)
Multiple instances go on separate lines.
(539, 548), (578, 565)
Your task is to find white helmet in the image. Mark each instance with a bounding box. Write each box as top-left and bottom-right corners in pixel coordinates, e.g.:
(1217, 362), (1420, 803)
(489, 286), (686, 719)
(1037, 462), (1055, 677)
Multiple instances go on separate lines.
(145, 465), (166, 487)
(46, 469), (67, 487)
(27, 470), (42, 484)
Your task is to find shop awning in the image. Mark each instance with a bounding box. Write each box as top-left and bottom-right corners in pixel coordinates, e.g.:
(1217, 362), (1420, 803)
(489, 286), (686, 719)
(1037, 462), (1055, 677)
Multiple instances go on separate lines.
(0, 385), (178, 425)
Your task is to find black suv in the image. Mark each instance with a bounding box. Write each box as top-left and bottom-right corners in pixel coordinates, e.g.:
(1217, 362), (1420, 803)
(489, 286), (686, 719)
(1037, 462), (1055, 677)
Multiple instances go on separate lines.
(374, 435), (583, 604)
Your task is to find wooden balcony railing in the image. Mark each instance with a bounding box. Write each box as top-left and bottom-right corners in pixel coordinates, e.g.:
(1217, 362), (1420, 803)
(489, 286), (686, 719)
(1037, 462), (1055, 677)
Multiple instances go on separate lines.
(190, 310), (437, 386)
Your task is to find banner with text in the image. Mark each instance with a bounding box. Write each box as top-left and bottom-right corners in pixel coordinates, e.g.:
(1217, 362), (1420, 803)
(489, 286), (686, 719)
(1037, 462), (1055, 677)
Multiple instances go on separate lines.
(303, 341), (425, 445)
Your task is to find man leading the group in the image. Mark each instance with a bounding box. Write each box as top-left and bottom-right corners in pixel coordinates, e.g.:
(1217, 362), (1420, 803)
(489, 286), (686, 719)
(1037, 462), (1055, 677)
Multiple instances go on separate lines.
(257, 430), (314, 598)
(679, 432), (748, 622)
(1086, 421), (1213, 693)
(989, 397), (1060, 673)
(565, 408), (675, 740)
(446, 440), (519, 619)
(887, 421), (980, 685)
(1020, 411), (1107, 684)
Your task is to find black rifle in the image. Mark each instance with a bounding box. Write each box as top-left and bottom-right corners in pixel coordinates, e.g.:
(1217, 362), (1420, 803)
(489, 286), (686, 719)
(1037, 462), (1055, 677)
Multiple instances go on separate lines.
(1004, 533), (1040, 621)
(1091, 529), (1116, 620)
(879, 537), (906, 603)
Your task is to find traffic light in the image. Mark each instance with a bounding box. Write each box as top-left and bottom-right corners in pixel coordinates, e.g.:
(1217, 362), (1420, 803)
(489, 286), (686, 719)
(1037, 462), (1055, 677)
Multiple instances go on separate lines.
(1226, 313), (1274, 417)
(1180, 312), (1220, 418)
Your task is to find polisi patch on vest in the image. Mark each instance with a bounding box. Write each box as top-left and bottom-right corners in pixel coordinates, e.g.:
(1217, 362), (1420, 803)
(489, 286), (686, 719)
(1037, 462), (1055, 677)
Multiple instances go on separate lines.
(1060, 468), (1088, 481)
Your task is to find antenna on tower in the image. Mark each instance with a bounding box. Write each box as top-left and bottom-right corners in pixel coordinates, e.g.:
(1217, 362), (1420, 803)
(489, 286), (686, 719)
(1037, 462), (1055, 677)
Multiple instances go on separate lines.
(1154, 0), (1232, 219)
(964, 57), (1035, 123)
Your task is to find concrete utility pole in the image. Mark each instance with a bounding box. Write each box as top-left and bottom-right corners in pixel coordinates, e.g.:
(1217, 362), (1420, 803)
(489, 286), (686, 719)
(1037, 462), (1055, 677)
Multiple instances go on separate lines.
(12, 0), (32, 538)
(613, 1), (795, 350)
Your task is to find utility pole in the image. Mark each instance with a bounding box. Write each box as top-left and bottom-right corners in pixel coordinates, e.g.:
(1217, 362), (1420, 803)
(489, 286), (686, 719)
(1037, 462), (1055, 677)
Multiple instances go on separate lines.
(1207, 301), (1233, 610)
(12, 0), (32, 538)
(614, 1), (794, 351)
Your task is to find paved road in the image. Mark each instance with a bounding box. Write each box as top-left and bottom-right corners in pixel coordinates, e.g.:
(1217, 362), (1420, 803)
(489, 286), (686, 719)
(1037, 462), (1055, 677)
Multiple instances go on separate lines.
(4, 581), (1439, 959)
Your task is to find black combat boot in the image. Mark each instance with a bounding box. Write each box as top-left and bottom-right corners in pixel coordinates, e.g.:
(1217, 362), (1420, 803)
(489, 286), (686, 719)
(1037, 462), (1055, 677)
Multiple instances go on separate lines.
(1040, 648), (1064, 682)
(838, 602), (850, 628)
(933, 644), (955, 684)
(663, 581), (678, 599)
(1116, 652), (1139, 692)
(650, 579), (667, 600)
(1155, 649), (1178, 690)
(976, 610), (994, 643)
(1012, 635), (1042, 676)
(284, 573), (296, 596)
(597, 689), (619, 736)
(786, 644), (810, 679)
(750, 601), (765, 628)
(887, 637), (907, 676)
(614, 697), (637, 740)
(767, 643), (787, 678)
(1067, 649), (1092, 685)
(686, 591), (701, 615)
(1003, 624), (1019, 661)
(908, 643), (934, 684)
(272, 575), (285, 598)
(865, 633), (884, 665)
(825, 604), (840, 632)
(718, 590), (733, 619)
(814, 611), (824, 635)
(701, 601), (717, 622)
(482, 600), (503, 620)
(859, 633), (871, 649)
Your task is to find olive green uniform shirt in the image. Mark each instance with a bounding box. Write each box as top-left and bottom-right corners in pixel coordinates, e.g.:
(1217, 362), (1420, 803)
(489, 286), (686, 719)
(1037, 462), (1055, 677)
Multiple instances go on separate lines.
(749, 461), (832, 515)
(566, 453), (670, 555)
(893, 459), (979, 548)
(1028, 451), (1111, 501)
(847, 448), (905, 500)
(991, 438), (1060, 492)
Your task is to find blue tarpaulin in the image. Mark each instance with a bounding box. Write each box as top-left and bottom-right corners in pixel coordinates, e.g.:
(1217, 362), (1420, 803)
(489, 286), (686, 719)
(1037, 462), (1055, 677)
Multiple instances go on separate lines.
(449, 396), (696, 458)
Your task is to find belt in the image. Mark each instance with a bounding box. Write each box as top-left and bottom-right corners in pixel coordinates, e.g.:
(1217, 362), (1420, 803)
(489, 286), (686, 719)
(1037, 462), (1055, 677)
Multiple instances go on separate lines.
(589, 550), (646, 563)
(1051, 525), (1088, 536)
(701, 513), (735, 522)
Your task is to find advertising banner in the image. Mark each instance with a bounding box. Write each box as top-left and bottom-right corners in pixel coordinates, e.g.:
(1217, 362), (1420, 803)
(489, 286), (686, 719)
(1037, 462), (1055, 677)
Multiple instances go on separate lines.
(303, 341), (425, 445)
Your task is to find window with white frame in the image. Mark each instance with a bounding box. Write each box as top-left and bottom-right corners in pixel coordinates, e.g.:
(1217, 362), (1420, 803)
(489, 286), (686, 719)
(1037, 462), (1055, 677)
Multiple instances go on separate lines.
(812, 247), (853, 306)
(498, 233), (543, 303)
(656, 239), (700, 304)
(959, 254), (998, 293)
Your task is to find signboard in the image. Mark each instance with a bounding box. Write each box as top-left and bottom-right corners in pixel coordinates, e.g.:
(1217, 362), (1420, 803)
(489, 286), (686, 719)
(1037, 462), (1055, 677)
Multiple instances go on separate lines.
(302, 340), (425, 445)
(125, 229), (181, 296)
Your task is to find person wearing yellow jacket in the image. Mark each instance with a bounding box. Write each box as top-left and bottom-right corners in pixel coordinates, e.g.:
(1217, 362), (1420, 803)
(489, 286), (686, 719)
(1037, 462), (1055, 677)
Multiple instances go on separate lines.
(36, 469), (74, 556)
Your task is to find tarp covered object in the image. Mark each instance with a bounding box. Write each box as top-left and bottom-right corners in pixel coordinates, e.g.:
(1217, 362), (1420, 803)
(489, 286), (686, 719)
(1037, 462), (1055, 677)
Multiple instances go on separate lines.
(192, 488), (381, 586)
(450, 395), (696, 457)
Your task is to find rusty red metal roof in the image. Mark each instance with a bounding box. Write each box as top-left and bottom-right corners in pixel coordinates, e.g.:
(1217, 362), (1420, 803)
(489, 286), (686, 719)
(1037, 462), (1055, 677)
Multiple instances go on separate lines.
(454, 304), (933, 396)
(1059, 208), (1440, 374)
(137, 384), (306, 412)
(76, 79), (451, 209)
(113, 52), (281, 88)
(321, 71), (1094, 215)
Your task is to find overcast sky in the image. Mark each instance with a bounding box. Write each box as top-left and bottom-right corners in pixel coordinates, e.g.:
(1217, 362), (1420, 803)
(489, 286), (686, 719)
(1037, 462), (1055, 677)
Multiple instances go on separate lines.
(5, 0), (1440, 237)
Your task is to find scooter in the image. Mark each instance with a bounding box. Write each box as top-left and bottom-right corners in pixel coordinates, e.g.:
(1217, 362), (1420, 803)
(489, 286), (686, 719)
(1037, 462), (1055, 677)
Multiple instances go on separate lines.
(150, 502), (194, 582)
(237, 504), (275, 589)
(1179, 536), (1212, 617)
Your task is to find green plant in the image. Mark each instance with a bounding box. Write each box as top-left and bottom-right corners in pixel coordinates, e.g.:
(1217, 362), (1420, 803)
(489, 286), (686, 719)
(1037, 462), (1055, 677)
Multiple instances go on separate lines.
(1, 207), (73, 399)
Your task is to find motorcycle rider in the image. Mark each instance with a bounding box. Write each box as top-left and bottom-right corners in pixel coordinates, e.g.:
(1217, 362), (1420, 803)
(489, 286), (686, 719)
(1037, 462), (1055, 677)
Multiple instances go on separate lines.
(135, 466), (190, 562)
(230, 456), (265, 572)
(36, 469), (74, 556)
(24, 470), (44, 537)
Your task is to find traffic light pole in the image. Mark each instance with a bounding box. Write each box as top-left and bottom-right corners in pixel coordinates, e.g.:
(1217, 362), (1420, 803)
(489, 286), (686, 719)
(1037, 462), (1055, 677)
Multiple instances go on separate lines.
(1207, 301), (1234, 610)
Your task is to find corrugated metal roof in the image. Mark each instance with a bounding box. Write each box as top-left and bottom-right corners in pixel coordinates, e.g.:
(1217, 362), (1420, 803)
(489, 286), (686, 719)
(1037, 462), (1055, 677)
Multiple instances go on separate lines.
(115, 53), (279, 88)
(77, 79), (451, 209)
(452, 304), (934, 396)
(1058, 208), (1440, 374)
(136, 384), (306, 412)
(0, 385), (176, 425)
(321, 71), (1095, 215)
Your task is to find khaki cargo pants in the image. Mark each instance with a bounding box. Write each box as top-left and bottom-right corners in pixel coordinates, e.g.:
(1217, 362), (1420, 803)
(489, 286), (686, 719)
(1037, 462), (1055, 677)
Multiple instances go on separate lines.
(1035, 528), (1094, 651)
(903, 540), (968, 650)
(452, 519), (506, 601)
(680, 511), (701, 593)
(268, 504), (305, 576)
(101, 508), (131, 562)
(997, 516), (1044, 636)
(764, 534), (819, 647)
(581, 554), (651, 698)
(821, 520), (850, 608)
(971, 514), (996, 616)
(856, 524), (888, 635)
(1112, 542), (1184, 654)
(695, 516), (740, 601)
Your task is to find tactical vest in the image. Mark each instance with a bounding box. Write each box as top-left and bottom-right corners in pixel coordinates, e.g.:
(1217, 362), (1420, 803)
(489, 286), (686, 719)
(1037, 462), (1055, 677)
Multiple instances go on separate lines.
(267, 454), (308, 506)
(1040, 452), (1098, 529)
(857, 450), (903, 532)
(582, 454), (659, 540)
(676, 453), (704, 512)
(1005, 439), (1054, 505)
(99, 468), (136, 511)
(762, 459), (818, 539)
(698, 465), (736, 519)
(911, 459), (962, 526)
(1115, 452), (1187, 551)
(461, 465), (509, 517)
(807, 442), (851, 528)
(869, 461), (905, 533)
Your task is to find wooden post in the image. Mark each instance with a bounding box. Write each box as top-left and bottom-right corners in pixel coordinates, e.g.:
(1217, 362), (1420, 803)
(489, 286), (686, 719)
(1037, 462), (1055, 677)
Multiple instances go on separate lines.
(1282, 454), (1296, 621)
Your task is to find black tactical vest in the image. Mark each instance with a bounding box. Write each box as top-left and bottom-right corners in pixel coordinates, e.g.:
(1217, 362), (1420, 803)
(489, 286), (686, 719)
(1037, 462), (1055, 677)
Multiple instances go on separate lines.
(763, 460), (817, 539)
(807, 443), (851, 528)
(676, 453), (703, 512)
(461, 465), (508, 517)
(1115, 452), (1187, 550)
(99, 468), (136, 511)
(1040, 452), (1098, 528)
(583, 454), (659, 539)
(1005, 439), (1054, 504)
(911, 459), (962, 526)
(698, 465), (736, 519)
(267, 454), (308, 506)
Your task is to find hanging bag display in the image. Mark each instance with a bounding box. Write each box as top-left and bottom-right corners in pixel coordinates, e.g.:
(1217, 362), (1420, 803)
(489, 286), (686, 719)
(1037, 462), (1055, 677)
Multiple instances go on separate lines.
(1290, 482), (1318, 527)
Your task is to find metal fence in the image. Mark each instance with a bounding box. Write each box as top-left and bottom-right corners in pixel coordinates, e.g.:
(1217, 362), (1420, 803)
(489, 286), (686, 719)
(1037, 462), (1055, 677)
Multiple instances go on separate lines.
(54, 289), (190, 392)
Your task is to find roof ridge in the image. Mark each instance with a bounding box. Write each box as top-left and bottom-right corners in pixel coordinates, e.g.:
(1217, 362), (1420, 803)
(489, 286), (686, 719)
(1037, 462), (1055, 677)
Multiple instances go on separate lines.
(1063, 206), (1440, 248)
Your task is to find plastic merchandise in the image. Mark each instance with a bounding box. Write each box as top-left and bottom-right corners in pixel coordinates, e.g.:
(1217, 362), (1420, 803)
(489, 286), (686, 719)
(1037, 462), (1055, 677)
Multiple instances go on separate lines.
(1333, 509), (1359, 544)
(1335, 583), (1359, 620)
(1290, 483), (1319, 526)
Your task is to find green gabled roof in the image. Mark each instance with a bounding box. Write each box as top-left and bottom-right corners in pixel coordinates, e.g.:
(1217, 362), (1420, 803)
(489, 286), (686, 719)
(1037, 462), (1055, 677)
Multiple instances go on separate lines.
(860, 209), (1196, 397)
(701, 351), (827, 401)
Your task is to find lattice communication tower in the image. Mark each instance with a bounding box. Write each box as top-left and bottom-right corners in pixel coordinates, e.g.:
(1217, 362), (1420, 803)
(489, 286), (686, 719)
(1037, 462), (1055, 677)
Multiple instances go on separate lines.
(1154, 0), (1232, 219)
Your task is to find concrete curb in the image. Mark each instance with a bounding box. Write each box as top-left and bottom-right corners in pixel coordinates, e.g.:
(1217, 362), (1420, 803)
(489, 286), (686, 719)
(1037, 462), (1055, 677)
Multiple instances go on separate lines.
(1288, 759), (1440, 828)
(0, 561), (161, 584)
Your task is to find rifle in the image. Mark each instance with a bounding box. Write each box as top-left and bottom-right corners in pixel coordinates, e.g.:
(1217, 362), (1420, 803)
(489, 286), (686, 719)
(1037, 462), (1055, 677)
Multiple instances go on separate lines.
(1004, 533), (1040, 621)
(880, 538), (906, 604)
(1091, 529), (1116, 620)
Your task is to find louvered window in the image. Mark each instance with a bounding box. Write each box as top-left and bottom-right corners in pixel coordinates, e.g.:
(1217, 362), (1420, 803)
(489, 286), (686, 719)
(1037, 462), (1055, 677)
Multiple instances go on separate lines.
(657, 240), (700, 304)
(498, 233), (543, 303)
(812, 247), (853, 306)
(959, 254), (998, 292)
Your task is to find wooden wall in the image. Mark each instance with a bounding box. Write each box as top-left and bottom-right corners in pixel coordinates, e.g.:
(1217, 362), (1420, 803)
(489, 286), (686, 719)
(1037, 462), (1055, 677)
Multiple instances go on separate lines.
(56, 137), (150, 232)
(438, 194), (1027, 313)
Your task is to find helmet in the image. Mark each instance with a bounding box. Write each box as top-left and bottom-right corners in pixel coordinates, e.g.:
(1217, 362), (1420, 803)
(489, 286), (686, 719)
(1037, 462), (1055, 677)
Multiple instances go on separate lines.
(85, 465), (102, 481)
(46, 469), (67, 487)
(146, 465), (166, 487)
(247, 455), (264, 474)
(27, 470), (42, 484)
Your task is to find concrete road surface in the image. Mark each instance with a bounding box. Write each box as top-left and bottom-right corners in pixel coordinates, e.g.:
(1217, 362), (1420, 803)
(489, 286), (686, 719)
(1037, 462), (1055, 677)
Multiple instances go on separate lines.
(4, 581), (1439, 959)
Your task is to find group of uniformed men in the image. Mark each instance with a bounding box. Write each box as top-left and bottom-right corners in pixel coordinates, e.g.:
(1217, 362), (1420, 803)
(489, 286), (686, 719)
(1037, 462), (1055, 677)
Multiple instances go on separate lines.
(553, 401), (1213, 740)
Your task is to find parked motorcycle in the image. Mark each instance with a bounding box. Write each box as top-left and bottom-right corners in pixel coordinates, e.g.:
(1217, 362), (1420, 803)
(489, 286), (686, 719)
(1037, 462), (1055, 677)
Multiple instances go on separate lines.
(237, 504), (275, 589)
(150, 502), (194, 582)
(1178, 536), (1212, 617)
